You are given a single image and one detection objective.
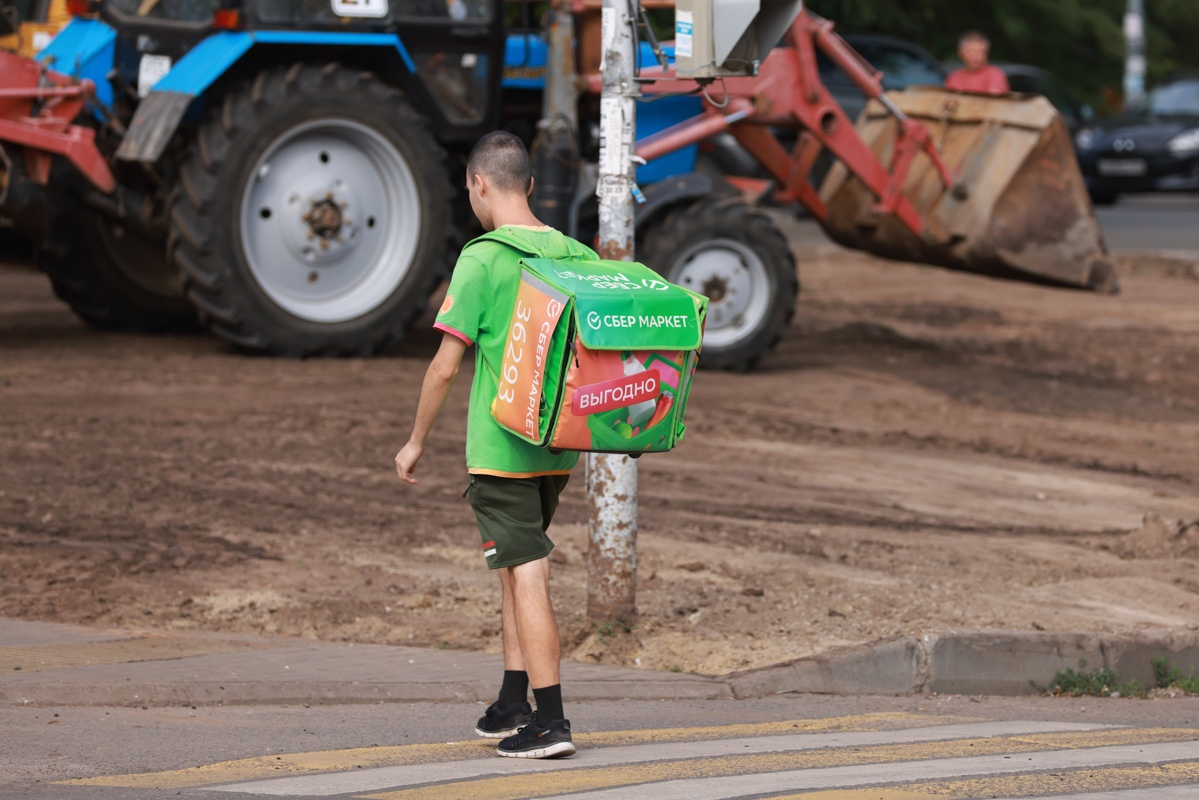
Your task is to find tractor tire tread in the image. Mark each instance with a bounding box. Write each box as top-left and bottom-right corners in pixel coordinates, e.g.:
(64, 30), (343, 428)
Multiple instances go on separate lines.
(37, 189), (195, 333)
(171, 62), (452, 356)
(639, 197), (797, 371)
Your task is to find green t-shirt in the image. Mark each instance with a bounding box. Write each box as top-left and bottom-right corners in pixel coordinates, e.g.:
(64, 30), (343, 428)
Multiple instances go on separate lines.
(434, 225), (597, 477)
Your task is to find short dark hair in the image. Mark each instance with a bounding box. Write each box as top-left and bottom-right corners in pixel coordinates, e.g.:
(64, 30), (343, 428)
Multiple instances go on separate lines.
(959, 30), (990, 48)
(466, 131), (532, 194)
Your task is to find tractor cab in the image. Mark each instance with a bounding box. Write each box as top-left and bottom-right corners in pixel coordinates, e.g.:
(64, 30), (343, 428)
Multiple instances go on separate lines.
(70, 0), (507, 143)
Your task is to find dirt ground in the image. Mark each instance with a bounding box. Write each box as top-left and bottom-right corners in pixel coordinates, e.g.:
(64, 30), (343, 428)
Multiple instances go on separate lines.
(3, 225), (1199, 677)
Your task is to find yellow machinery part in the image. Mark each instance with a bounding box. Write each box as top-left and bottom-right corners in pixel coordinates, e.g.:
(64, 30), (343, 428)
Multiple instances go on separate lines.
(1, 0), (70, 57)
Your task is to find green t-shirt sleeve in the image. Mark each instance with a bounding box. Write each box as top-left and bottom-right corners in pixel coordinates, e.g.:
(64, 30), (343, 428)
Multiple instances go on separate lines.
(434, 253), (490, 344)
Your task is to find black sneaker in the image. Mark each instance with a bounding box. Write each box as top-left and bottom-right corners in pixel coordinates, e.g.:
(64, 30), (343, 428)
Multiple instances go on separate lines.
(497, 714), (575, 758)
(474, 701), (534, 739)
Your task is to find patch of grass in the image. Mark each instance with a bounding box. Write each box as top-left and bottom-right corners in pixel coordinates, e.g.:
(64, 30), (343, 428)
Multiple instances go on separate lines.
(1045, 657), (1199, 698)
(594, 620), (635, 645)
(1043, 658), (1147, 698)
(1153, 657), (1199, 694)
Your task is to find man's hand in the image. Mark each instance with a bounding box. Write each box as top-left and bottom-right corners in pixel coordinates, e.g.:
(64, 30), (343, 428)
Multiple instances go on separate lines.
(395, 441), (423, 485)
(394, 332), (467, 488)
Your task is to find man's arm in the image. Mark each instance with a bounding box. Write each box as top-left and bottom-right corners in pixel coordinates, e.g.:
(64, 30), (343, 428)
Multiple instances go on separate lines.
(395, 332), (469, 485)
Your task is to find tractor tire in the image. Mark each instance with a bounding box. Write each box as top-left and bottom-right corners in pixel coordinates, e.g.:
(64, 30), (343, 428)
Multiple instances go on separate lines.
(169, 63), (452, 356)
(638, 197), (797, 371)
(37, 194), (195, 331)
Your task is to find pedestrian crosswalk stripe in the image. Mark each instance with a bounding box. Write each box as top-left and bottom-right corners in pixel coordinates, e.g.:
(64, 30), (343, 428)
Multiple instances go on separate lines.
(354, 733), (1198, 800)
(58, 712), (958, 789)
(762, 760), (1199, 798)
(527, 745), (1199, 800)
(205, 721), (1107, 796)
(54, 715), (1199, 800)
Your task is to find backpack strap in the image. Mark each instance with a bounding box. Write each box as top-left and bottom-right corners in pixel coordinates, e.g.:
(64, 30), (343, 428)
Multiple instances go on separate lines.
(463, 228), (544, 257)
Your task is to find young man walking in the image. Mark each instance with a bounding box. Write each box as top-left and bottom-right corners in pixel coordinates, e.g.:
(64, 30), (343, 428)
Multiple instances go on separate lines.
(395, 131), (595, 759)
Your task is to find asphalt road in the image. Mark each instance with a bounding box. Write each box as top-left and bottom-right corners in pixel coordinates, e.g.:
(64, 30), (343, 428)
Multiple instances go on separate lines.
(786, 192), (1198, 254)
(5, 695), (1199, 799)
(1092, 193), (1199, 253)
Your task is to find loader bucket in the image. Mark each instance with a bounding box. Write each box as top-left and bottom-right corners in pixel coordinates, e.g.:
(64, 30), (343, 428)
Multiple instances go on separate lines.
(819, 87), (1118, 293)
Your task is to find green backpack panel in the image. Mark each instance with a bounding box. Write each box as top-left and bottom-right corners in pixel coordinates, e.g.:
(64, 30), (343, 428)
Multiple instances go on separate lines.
(474, 230), (708, 456)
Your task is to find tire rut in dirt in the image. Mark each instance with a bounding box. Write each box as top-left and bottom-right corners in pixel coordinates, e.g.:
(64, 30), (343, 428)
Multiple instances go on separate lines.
(639, 196), (798, 371)
(169, 63), (453, 357)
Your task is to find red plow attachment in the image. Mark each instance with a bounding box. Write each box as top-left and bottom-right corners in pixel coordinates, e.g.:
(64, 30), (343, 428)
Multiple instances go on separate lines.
(0, 50), (114, 197)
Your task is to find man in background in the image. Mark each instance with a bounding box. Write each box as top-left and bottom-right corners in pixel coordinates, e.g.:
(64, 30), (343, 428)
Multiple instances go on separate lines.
(945, 30), (1010, 95)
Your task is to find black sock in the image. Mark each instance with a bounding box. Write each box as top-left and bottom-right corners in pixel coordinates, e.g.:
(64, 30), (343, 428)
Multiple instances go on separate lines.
(497, 670), (529, 707)
(532, 684), (564, 724)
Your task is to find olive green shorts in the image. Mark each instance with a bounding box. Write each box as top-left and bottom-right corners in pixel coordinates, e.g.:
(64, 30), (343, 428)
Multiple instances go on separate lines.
(467, 473), (571, 569)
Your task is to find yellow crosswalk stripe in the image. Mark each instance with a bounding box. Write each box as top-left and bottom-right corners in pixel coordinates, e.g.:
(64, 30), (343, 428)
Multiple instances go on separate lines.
(769, 760), (1199, 799)
(61, 712), (953, 789)
(359, 728), (1199, 800)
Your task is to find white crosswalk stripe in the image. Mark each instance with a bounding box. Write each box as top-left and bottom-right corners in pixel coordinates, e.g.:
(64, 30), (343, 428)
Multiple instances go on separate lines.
(205, 720), (1108, 796)
(534, 741), (1199, 800)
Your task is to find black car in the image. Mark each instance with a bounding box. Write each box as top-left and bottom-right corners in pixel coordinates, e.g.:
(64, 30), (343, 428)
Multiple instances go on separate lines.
(820, 33), (948, 123)
(1074, 75), (1199, 204)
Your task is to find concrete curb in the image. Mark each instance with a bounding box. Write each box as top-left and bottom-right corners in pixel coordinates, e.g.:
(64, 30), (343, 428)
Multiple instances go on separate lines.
(3, 621), (1197, 706)
(727, 630), (1199, 698)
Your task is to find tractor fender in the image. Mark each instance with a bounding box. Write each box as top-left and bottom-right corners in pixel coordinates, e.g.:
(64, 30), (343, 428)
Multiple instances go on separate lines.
(633, 172), (716, 229)
(37, 18), (117, 112)
(115, 31), (417, 164)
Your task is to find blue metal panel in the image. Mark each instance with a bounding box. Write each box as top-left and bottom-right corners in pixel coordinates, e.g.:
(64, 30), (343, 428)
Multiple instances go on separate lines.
(250, 30), (416, 74)
(152, 30), (415, 97)
(503, 34), (546, 89)
(635, 94), (702, 183)
(152, 32), (255, 94)
(37, 18), (116, 109)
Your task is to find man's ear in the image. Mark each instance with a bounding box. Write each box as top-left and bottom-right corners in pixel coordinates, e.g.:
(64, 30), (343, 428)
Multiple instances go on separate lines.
(527, 176), (535, 198)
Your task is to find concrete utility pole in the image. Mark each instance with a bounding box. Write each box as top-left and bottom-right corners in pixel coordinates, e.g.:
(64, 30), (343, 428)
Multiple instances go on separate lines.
(1124, 0), (1146, 105)
(587, 0), (638, 623)
(542, 1), (578, 128)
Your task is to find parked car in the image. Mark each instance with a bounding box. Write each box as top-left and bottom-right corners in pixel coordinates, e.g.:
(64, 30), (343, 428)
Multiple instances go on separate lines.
(1074, 75), (1199, 204)
(696, 33), (947, 193)
(821, 33), (948, 123)
(1000, 64), (1093, 135)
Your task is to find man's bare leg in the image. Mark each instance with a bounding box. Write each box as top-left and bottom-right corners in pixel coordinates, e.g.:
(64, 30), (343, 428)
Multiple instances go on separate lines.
(474, 568), (535, 738)
(495, 555), (574, 758)
(505, 557), (560, 689)
(498, 568), (527, 673)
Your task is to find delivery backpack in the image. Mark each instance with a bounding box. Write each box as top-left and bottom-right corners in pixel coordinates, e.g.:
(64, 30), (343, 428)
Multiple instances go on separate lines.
(472, 229), (708, 456)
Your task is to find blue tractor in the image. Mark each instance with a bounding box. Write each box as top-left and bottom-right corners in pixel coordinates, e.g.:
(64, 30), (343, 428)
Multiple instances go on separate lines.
(0, 0), (797, 368)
